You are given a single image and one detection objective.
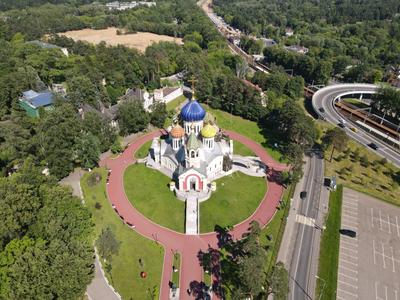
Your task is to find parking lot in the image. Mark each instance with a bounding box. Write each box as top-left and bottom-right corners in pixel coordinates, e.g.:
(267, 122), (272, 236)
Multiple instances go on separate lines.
(337, 188), (400, 300)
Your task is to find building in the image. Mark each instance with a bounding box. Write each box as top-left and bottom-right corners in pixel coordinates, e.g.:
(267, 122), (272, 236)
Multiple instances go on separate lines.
(26, 40), (69, 56)
(19, 90), (58, 117)
(106, 1), (156, 10)
(148, 96), (233, 194)
(154, 86), (183, 104)
(260, 38), (277, 47)
(285, 45), (309, 54)
(121, 88), (154, 111)
(285, 28), (294, 37)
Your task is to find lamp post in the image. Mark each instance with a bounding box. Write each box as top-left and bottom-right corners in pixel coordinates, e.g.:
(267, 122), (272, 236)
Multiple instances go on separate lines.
(315, 275), (326, 300)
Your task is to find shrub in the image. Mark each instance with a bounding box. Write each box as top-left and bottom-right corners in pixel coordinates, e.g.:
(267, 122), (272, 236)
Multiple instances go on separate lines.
(360, 155), (369, 167)
(111, 139), (123, 154)
(87, 172), (102, 187)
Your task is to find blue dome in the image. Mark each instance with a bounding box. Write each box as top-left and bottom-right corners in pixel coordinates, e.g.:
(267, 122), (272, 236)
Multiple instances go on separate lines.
(180, 100), (206, 122)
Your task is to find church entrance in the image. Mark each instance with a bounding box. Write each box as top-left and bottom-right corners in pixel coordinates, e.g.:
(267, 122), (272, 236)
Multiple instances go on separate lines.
(190, 178), (197, 191)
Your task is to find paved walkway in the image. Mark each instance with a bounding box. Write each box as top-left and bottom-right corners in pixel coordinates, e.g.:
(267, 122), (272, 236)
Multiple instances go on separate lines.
(100, 130), (287, 300)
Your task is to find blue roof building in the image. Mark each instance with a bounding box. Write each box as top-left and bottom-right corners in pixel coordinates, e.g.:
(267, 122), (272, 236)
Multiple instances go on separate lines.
(180, 99), (206, 122)
(19, 90), (58, 117)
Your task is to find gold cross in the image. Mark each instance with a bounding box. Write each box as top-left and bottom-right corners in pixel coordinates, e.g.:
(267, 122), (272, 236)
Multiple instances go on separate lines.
(187, 76), (197, 92)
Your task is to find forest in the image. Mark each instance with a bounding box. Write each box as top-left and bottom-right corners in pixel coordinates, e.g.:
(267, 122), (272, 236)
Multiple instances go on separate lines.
(213, 0), (400, 84)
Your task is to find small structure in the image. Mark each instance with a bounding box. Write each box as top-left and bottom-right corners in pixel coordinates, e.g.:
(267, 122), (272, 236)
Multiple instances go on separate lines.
(26, 40), (69, 56)
(106, 1), (156, 10)
(260, 38), (277, 47)
(285, 27), (294, 37)
(121, 88), (154, 111)
(19, 90), (59, 117)
(285, 45), (309, 54)
(154, 86), (183, 104)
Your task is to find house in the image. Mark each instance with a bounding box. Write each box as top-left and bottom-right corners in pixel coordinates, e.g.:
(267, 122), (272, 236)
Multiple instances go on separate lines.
(285, 45), (309, 54)
(121, 88), (154, 111)
(105, 1), (156, 10)
(260, 38), (277, 47)
(285, 28), (294, 37)
(19, 90), (59, 117)
(78, 103), (119, 128)
(154, 86), (183, 104)
(26, 40), (69, 56)
(51, 83), (67, 96)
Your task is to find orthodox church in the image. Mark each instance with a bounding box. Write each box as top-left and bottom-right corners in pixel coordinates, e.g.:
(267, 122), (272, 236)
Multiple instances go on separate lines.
(148, 95), (233, 194)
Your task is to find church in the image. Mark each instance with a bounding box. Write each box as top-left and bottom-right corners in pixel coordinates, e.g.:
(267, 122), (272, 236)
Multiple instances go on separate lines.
(148, 95), (233, 195)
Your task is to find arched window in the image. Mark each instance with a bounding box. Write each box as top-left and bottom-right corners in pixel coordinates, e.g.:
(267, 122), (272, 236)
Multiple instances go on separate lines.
(191, 150), (195, 158)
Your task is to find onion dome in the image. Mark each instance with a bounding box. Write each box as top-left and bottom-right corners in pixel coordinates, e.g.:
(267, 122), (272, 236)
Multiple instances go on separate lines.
(180, 99), (206, 122)
(186, 131), (202, 150)
(170, 124), (185, 138)
(201, 124), (217, 138)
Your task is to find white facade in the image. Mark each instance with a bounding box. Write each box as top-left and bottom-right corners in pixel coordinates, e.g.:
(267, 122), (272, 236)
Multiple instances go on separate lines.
(154, 86), (183, 104)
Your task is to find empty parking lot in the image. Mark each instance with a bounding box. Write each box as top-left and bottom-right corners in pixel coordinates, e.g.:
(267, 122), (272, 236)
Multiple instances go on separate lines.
(337, 188), (400, 300)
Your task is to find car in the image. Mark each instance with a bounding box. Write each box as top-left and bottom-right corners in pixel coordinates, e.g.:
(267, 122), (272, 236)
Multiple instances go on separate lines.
(339, 229), (357, 238)
(368, 142), (379, 150)
(300, 191), (307, 199)
(350, 127), (358, 132)
(338, 123), (345, 128)
(339, 118), (346, 124)
(319, 107), (325, 113)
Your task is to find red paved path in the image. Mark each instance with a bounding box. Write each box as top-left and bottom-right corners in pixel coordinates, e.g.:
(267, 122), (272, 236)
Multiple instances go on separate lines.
(100, 130), (287, 300)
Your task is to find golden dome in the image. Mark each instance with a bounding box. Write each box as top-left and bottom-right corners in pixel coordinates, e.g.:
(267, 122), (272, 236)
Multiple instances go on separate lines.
(170, 124), (185, 138)
(201, 124), (217, 138)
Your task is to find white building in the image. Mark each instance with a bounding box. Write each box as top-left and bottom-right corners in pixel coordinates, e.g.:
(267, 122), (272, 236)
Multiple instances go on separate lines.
(154, 86), (183, 104)
(148, 97), (233, 193)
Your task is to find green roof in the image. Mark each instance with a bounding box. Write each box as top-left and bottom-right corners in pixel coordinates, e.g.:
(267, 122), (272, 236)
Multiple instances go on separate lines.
(186, 131), (202, 150)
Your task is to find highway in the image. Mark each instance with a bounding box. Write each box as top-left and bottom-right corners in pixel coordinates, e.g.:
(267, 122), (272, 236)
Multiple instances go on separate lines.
(289, 153), (326, 300)
(312, 84), (400, 167)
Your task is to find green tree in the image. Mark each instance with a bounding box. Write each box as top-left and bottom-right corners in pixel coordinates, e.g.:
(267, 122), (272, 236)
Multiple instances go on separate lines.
(150, 101), (168, 128)
(82, 111), (117, 152)
(265, 262), (289, 300)
(322, 127), (349, 162)
(96, 227), (120, 262)
(117, 101), (150, 135)
(74, 132), (101, 169)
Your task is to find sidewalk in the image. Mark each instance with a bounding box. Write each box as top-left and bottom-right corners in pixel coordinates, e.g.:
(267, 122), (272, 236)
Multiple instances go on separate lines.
(276, 156), (310, 268)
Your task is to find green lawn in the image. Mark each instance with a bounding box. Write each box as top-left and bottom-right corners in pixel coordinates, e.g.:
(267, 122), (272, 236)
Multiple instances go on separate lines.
(315, 185), (343, 300)
(134, 140), (152, 159)
(260, 184), (294, 272)
(172, 253), (180, 287)
(200, 172), (266, 233)
(167, 95), (187, 111)
(342, 98), (369, 109)
(81, 168), (164, 299)
(124, 164), (186, 232)
(233, 140), (256, 156)
(204, 105), (284, 162)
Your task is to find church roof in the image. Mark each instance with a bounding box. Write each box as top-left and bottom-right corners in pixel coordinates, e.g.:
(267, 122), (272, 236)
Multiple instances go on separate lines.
(170, 124), (185, 138)
(180, 99), (206, 122)
(201, 124), (217, 138)
(186, 131), (202, 150)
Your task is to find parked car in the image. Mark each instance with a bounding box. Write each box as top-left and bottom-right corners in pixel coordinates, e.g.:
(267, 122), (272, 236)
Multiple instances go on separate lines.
(319, 107), (325, 113)
(368, 142), (379, 150)
(338, 123), (345, 128)
(339, 229), (357, 238)
(300, 191), (307, 199)
(350, 127), (358, 132)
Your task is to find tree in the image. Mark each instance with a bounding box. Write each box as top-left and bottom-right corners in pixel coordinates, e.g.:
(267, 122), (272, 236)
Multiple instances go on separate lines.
(322, 127), (349, 162)
(82, 111), (117, 152)
(265, 262), (289, 300)
(67, 75), (105, 107)
(96, 227), (120, 262)
(150, 101), (168, 128)
(74, 132), (101, 169)
(285, 76), (305, 99)
(117, 101), (150, 136)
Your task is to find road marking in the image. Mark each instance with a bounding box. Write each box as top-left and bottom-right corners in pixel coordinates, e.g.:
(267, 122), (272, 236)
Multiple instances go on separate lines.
(343, 210), (358, 217)
(385, 285), (388, 300)
(381, 242), (386, 269)
(342, 252), (358, 260)
(371, 207), (375, 228)
(340, 258), (358, 266)
(380, 210), (383, 230)
(339, 272), (358, 281)
(343, 202), (358, 208)
(395, 289), (398, 300)
(338, 288), (358, 298)
(295, 214), (315, 227)
(376, 281), (383, 300)
(342, 235), (358, 242)
(341, 239), (358, 247)
(341, 223), (358, 230)
(396, 216), (400, 237)
(388, 215), (391, 234)
(339, 264), (358, 274)
(341, 245), (358, 253)
(338, 280), (358, 289)
(373, 239), (377, 265)
(390, 247), (396, 273)
(342, 214), (358, 220)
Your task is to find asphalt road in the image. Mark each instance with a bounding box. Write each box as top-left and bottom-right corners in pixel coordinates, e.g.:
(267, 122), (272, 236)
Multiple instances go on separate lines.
(312, 84), (400, 167)
(290, 153), (325, 300)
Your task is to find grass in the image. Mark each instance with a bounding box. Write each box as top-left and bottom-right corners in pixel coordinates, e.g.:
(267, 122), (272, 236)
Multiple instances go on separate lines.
(166, 95), (187, 111)
(233, 140), (256, 156)
(324, 139), (399, 206)
(134, 140), (152, 159)
(81, 168), (164, 299)
(204, 270), (212, 286)
(204, 105), (284, 162)
(342, 98), (369, 109)
(260, 184), (294, 272)
(124, 164), (185, 232)
(200, 171), (266, 233)
(315, 185), (343, 300)
(172, 253), (181, 287)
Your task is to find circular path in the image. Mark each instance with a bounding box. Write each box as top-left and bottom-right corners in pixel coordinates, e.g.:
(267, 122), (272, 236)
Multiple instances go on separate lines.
(100, 130), (287, 300)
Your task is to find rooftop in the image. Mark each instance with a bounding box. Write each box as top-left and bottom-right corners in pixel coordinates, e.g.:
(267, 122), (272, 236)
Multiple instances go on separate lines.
(20, 90), (55, 108)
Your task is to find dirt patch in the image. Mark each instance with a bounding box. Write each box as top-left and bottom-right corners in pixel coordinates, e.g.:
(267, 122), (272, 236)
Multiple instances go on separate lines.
(59, 27), (183, 52)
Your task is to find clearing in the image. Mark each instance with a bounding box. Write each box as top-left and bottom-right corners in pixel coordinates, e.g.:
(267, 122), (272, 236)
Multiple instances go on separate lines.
(60, 27), (183, 52)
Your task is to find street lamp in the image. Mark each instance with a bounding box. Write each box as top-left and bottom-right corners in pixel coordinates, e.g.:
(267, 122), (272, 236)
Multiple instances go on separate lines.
(315, 275), (326, 300)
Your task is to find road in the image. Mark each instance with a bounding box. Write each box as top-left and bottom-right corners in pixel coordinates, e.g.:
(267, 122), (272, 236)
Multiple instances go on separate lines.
(289, 153), (327, 300)
(312, 84), (400, 167)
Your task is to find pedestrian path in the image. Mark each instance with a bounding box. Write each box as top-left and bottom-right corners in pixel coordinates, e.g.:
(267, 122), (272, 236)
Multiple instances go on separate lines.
(186, 195), (199, 235)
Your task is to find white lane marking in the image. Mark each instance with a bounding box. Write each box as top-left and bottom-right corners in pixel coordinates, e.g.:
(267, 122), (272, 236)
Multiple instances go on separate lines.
(338, 288), (358, 298)
(342, 252), (359, 260)
(390, 246), (396, 273)
(396, 216), (400, 237)
(388, 215), (391, 234)
(338, 280), (358, 289)
(339, 272), (358, 281)
(341, 245), (358, 253)
(342, 214), (358, 220)
(395, 289), (398, 300)
(339, 264), (358, 274)
(373, 239), (377, 265)
(385, 285), (388, 300)
(371, 207), (375, 228)
(376, 281), (383, 300)
(340, 258), (358, 266)
(382, 242), (386, 269)
(380, 210), (383, 230)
